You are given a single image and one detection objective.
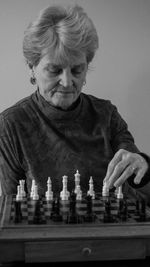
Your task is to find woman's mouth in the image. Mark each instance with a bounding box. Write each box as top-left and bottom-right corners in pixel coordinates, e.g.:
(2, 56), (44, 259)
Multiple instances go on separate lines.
(57, 91), (73, 94)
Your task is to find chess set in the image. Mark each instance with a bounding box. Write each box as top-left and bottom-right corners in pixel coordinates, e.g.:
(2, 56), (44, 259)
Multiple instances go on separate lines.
(1, 171), (150, 264)
(1, 170), (150, 228)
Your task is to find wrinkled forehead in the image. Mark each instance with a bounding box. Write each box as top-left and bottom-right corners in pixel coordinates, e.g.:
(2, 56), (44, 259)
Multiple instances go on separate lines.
(41, 47), (87, 67)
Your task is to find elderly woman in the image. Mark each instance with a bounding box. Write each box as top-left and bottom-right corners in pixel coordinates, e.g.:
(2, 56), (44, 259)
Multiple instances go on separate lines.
(0, 4), (150, 200)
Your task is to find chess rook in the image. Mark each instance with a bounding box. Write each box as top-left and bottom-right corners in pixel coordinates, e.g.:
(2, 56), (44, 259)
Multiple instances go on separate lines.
(16, 185), (23, 201)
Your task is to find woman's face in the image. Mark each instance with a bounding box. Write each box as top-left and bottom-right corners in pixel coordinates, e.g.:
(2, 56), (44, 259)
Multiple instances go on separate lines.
(33, 52), (88, 110)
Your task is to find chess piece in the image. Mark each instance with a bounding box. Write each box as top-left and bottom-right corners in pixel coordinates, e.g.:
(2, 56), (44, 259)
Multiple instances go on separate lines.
(87, 176), (95, 200)
(19, 180), (26, 197)
(76, 185), (82, 200)
(102, 182), (109, 197)
(135, 199), (140, 216)
(33, 200), (45, 224)
(116, 186), (123, 199)
(139, 199), (146, 222)
(74, 170), (82, 200)
(45, 177), (53, 201)
(32, 184), (39, 200)
(117, 199), (127, 221)
(74, 170), (80, 194)
(50, 197), (63, 222)
(66, 191), (79, 224)
(114, 186), (119, 196)
(14, 200), (22, 223)
(30, 179), (36, 198)
(60, 175), (70, 200)
(16, 185), (23, 201)
(84, 194), (96, 222)
(103, 199), (114, 223)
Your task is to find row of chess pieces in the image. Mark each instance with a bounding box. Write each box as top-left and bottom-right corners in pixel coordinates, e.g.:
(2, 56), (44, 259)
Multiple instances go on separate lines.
(16, 170), (123, 202)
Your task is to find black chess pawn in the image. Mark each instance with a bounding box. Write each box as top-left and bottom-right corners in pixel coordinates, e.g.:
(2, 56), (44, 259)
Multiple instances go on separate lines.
(32, 199), (46, 224)
(103, 198), (114, 223)
(66, 191), (79, 224)
(135, 199), (146, 222)
(139, 199), (146, 222)
(50, 197), (63, 222)
(118, 199), (128, 222)
(84, 194), (96, 223)
(33, 200), (41, 224)
(135, 199), (140, 216)
(13, 200), (22, 223)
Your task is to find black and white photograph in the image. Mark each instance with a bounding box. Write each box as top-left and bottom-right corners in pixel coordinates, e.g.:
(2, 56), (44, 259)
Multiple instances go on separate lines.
(0, 0), (150, 266)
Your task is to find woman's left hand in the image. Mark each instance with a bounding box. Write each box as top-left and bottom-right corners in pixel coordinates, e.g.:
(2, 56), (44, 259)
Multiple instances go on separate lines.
(104, 149), (148, 188)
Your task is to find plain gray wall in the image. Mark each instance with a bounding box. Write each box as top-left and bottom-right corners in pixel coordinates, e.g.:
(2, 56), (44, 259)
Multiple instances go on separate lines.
(0, 0), (150, 157)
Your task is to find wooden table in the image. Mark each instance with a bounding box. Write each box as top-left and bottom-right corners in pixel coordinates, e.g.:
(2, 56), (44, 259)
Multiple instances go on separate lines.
(1, 195), (150, 264)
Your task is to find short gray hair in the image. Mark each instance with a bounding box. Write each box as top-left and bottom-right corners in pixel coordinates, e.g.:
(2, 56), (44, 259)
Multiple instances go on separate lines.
(23, 4), (99, 68)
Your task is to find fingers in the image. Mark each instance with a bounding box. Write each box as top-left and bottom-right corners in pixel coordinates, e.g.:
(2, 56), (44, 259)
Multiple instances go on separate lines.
(114, 165), (137, 187)
(104, 149), (132, 187)
(104, 149), (148, 189)
(104, 150), (124, 183)
(134, 167), (147, 184)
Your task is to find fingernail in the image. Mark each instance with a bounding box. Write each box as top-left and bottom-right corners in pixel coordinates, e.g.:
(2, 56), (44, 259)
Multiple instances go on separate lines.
(134, 179), (140, 184)
(103, 179), (107, 185)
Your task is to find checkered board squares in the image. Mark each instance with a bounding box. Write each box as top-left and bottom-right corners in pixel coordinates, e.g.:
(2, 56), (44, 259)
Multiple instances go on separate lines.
(8, 194), (150, 226)
(10, 197), (47, 224)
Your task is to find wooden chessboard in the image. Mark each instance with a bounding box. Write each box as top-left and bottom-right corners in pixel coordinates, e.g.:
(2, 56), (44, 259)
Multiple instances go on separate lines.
(1, 193), (150, 227)
(1, 193), (150, 264)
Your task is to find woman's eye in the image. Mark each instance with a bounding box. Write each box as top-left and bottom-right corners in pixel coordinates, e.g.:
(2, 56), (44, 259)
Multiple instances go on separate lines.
(49, 69), (62, 74)
(45, 66), (62, 75)
(72, 68), (83, 75)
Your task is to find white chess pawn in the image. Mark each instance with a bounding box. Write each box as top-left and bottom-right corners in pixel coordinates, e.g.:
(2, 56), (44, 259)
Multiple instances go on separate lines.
(116, 185), (123, 199)
(45, 177), (53, 201)
(87, 176), (95, 199)
(30, 179), (36, 198)
(102, 182), (109, 197)
(32, 184), (39, 200)
(114, 186), (119, 196)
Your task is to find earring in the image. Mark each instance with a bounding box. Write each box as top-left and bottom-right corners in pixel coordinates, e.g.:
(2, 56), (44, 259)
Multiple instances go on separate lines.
(83, 81), (86, 86)
(30, 76), (36, 85)
(30, 69), (36, 85)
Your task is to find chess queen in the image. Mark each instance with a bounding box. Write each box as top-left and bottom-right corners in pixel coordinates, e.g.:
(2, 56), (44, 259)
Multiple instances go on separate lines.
(0, 4), (150, 204)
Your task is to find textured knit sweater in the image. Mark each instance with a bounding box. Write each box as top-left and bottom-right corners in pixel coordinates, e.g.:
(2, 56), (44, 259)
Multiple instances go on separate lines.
(0, 90), (149, 197)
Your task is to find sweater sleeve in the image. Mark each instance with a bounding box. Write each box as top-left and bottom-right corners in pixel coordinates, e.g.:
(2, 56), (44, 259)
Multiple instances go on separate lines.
(110, 105), (140, 153)
(109, 104), (150, 199)
(0, 115), (24, 195)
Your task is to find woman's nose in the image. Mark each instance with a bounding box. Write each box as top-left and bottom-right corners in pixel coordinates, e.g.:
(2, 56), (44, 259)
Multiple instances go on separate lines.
(59, 68), (73, 87)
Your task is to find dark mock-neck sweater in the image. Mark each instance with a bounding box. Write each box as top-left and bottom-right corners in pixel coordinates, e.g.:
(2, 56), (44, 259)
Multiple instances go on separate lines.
(0, 90), (147, 196)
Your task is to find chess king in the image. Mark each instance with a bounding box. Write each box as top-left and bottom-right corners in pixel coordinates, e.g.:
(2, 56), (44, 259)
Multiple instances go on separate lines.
(0, 4), (150, 204)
